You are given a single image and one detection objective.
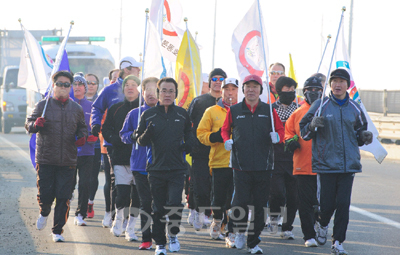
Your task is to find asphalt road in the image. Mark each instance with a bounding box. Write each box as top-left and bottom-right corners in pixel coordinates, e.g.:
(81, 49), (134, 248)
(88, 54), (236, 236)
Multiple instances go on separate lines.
(0, 128), (399, 255)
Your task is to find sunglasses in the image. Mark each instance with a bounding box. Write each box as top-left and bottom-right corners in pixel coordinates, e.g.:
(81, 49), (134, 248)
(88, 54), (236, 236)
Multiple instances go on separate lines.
(211, 77), (225, 82)
(55, 82), (71, 88)
(87, 81), (98, 85)
(73, 82), (85, 86)
(269, 71), (284, 75)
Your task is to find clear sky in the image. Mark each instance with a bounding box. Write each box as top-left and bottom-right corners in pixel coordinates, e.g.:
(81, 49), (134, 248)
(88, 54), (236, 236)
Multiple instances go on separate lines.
(2, 0), (399, 90)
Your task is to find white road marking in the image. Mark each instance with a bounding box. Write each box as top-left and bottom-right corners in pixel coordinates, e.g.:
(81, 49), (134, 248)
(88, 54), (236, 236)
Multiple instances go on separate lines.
(350, 205), (400, 229)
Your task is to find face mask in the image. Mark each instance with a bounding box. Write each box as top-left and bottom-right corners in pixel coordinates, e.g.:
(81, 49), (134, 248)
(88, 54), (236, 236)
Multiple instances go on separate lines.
(278, 91), (296, 105)
(304, 91), (322, 105)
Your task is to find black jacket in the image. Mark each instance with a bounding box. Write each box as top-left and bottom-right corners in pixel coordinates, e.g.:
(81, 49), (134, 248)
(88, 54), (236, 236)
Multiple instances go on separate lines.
(136, 103), (194, 171)
(187, 93), (220, 159)
(230, 99), (274, 171)
(102, 97), (139, 165)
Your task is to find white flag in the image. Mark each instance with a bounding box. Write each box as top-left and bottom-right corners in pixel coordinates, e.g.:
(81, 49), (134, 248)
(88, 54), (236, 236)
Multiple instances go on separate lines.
(334, 16), (387, 163)
(18, 26), (53, 95)
(150, 0), (184, 65)
(143, 21), (165, 79)
(231, 0), (270, 103)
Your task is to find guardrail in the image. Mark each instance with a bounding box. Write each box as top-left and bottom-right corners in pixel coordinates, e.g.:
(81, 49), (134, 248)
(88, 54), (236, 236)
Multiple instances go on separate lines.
(370, 114), (400, 141)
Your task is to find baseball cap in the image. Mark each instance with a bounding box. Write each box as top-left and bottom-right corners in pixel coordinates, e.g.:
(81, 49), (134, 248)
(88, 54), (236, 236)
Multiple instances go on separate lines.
(223, 78), (239, 88)
(243, 74), (262, 86)
(119, 56), (143, 69)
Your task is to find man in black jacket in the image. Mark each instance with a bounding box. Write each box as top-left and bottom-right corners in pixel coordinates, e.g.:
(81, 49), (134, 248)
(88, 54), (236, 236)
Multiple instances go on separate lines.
(102, 75), (140, 241)
(136, 77), (194, 254)
(25, 71), (88, 242)
(187, 67), (227, 230)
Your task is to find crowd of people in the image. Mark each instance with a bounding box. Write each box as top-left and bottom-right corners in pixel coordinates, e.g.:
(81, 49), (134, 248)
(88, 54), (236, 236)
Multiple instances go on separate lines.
(25, 56), (373, 255)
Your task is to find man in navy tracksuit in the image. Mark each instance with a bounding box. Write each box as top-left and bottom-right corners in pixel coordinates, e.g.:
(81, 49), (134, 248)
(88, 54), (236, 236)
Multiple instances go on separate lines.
(90, 56), (142, 223)
(300, 69), (373, 255)
(221, 74), (284, 254)
(71, 73), (98, 226)
(136, 77), (194, 255)
(120, 77), (159, 250)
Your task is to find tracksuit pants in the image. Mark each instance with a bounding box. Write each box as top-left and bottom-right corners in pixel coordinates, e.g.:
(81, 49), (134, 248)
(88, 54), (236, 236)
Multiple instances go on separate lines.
(133, 171), (153, 243)
(231, 170), (271, 249)
(211, 168), (234, 233)
(297, 175), (318, 241)
(36, 164), (75, 235)
(89, 147), (101, 201)
(148, 170), (185, 245)
(73, 155), (94, 218)
(269, 161), (298, 231)
(185, 164), (195, 210)
(191, 158), (211, 216)
(318, 173), (355, 243)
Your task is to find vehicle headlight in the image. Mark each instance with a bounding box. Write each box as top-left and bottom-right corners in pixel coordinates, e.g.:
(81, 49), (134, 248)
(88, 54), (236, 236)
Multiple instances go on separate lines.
(2, 101), (15, 112)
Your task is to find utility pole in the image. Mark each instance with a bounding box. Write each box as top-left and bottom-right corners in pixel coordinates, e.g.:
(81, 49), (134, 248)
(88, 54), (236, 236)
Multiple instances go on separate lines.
(348, 0), (354, 59)
(119, 0), (123, 61)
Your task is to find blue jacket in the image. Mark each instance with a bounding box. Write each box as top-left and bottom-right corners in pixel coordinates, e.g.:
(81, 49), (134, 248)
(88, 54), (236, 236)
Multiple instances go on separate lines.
(74, 97), (95, 156)
(91, 78), (125, 147)
(120, 103), (151, 175)
(300, 92), (368, 174)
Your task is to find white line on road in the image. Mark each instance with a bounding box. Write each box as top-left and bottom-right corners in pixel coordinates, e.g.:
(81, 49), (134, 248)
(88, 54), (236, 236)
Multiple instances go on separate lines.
(350, 205), (400, 229)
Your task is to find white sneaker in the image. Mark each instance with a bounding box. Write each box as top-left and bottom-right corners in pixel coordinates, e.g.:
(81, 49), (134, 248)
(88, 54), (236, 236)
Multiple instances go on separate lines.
(305, 238), (318, 247)
(280, 230), (294, 240)
(209, 219), (221, 239)
(168, 234), (180, 252)
(52, 233), (65, 242)
(125, 216), (138, 241)
(111, 209), (124, 237)
(187, 209), (195, 226)
(74, 214), (87, 226)
(248, 245), (263, 254)
(331, 240), (348, 255)
(234, 232), (246, 250)
(155, 244), (167, 255)
(315, 222), (328, 245)
(225, 232), (236, 248)
(36, 214), (48, 230)
(102, 212), (112, 228)
(193, 211), (204, 231)
(203, 215), (211, 227)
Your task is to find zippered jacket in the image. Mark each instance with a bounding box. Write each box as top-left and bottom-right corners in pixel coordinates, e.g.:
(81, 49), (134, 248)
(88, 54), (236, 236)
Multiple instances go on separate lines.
(74, 97), (95, 156)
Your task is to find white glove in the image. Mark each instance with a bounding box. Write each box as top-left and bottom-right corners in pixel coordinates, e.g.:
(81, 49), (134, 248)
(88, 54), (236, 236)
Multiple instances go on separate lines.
(270, 132), (280, 144)
(224, 139), (233, 151)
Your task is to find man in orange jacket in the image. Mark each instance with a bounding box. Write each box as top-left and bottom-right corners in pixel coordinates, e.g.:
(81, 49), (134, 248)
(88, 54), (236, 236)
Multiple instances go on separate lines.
(197, 78), (239, 248)
(284, 75), (324, 248)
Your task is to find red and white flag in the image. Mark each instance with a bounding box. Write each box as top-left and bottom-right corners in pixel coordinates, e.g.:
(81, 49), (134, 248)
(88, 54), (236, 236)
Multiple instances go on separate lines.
(231, 0), (270, 102)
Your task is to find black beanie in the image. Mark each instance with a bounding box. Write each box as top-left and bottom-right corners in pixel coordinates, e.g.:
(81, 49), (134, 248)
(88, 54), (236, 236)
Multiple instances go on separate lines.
(208, 68), (227, 87)
(329, 68), (350, 88)
(275, 76), (297, 94)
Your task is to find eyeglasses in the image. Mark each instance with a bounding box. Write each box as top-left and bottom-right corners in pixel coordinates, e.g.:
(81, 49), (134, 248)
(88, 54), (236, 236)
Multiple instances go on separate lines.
(55, 82), (71, 88)
(211, 77), (225, 82)
(87, 81), (98, 85)
(73, 82), (85, 86)
(160, 89), (176, 95)
(269, 71), (284, 75)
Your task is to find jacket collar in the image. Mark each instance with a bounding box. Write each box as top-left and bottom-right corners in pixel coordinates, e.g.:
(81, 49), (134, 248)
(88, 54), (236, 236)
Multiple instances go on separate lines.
(329, 91), (349, 106)
(241, 98), (261, 113)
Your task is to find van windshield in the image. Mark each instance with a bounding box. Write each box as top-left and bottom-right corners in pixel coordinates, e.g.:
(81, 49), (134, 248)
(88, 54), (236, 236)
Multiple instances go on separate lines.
(68, 59), (115, 85)
(5, 69), (22, 89)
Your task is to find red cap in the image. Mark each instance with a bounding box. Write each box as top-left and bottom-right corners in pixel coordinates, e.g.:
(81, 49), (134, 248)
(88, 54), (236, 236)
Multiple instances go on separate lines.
(243, 74), (262, 86)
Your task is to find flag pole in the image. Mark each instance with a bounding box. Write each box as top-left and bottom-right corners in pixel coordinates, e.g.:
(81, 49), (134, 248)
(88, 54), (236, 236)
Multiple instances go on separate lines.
(184, 17), (199, 97)
(317, 7), (346, 121)
(41, 21), (74, 118)
(256, 0), (274, 132)
(211, 0), (217, 70)
(317, 34), (332, 73)
(19, 19), (41, 94)
(136, 8), (149, 150)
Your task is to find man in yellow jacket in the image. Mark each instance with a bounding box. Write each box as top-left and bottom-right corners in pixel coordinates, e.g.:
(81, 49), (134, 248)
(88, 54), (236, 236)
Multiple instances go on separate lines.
(197, 78), (238, 248)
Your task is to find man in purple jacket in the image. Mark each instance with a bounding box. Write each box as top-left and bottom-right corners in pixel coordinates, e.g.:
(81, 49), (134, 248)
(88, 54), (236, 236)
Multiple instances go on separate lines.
(120, 77), (159, 250)
(71, 73), (98, 226)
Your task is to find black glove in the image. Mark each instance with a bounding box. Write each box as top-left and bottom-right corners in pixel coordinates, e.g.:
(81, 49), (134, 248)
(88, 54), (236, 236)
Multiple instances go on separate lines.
(360, 130), (373, 145)
(91, 124), (101, 137)
(131, 131), (137, 142)
(309, 116), (324, 131)
(209, 128), (224, 143)
(179, 142), (192, 153)
(285, 135), (301, 153)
